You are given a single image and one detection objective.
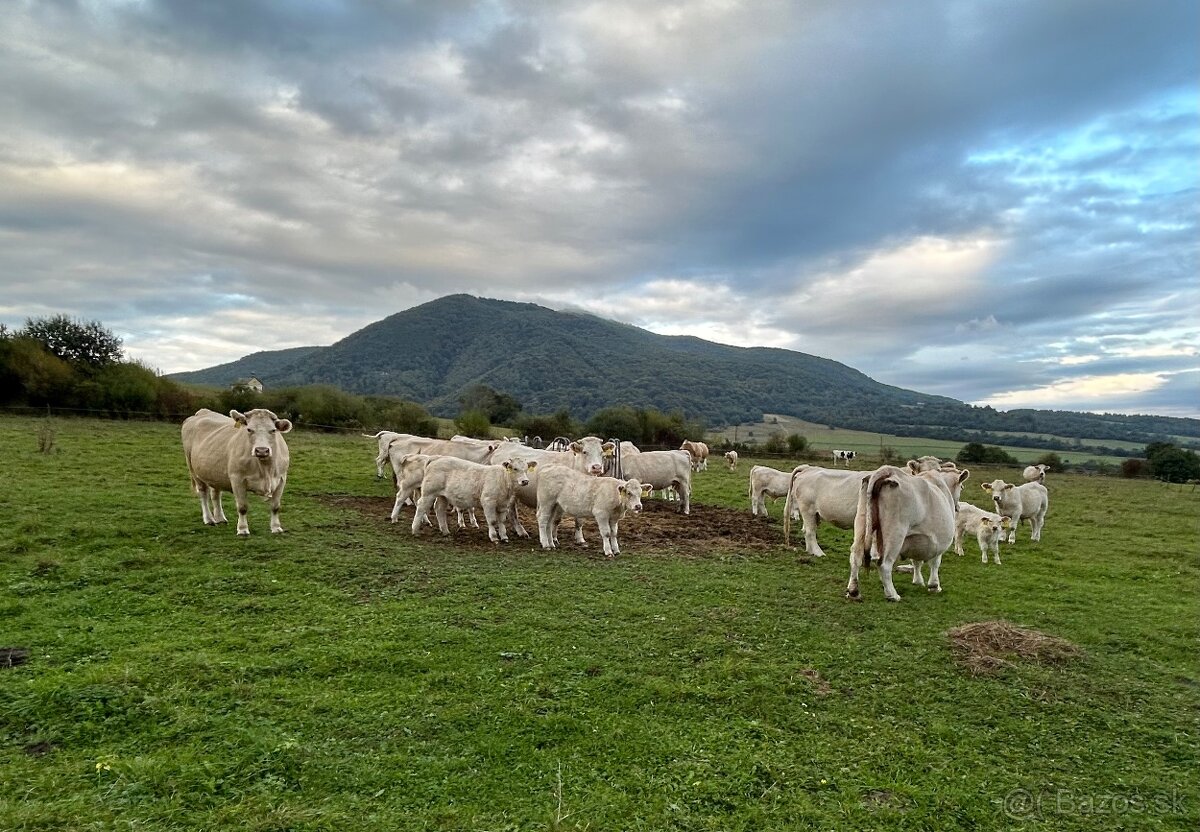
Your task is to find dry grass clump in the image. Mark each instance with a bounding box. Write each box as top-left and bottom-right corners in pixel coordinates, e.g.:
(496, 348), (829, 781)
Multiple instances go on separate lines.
(946, 620), (1084, 676)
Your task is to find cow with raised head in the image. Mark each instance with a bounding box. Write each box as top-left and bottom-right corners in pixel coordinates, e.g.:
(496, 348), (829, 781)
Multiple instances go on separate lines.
(535, 465), (651, 556)
(981, 479), (1049, 543)
(182, 408), (292, 536)
(1022, 464), (1048, 483)
(845, 464), (970, 601)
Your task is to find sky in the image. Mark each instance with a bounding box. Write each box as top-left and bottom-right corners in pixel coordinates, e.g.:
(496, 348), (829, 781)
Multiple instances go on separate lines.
(1, 0), (1197, 418)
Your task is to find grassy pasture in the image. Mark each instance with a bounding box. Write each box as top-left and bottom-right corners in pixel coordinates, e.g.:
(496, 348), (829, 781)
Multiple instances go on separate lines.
(0, 415), (1196, 831)
(711, 414), (1135, 466)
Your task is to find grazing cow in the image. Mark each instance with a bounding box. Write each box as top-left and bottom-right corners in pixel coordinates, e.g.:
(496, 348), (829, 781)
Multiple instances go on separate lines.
(411, 457), (538, 543)
(536, 465), (651, 556)
(954, 502), (1011, 563)
(680, 440), (709, 472)
(621, 450), (693, 514)
(831, 450), (857, 466)
(182, 408), (292, 536)
(725, 450), (739, 471)
(490, 437), (615, 540)
(782, 465), (866, 556)
(980, 479), (1049, 543)
(363, 430), (421, 478)
(1023, 464), (1048, 483)
(845, 465), (970, 601)
(748, 464), (798, 519)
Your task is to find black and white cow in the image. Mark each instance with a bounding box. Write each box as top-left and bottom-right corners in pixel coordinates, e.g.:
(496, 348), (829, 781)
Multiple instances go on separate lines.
(832, 449), (857, 467)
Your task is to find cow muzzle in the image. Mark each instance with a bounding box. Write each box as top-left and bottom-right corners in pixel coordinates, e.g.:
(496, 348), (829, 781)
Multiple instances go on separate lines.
(589, 465), (603, 475)
(254, 447), (272, 459)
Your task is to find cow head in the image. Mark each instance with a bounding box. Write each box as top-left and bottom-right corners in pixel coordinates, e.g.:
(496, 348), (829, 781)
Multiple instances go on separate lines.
(618, 478), (649, 513)
(502, 459), (538, 487)
(981, 480), (1014, 508)
(231, 409), (291, 460)
(570, 436), (611, 476)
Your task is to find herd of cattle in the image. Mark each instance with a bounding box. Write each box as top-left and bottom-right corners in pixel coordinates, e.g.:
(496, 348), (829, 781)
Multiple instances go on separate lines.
(180, 408), (1052, 600)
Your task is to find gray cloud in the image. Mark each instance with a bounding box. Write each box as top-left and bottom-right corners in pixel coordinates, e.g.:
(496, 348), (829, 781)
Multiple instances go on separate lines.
(0, 0), (1196, 417)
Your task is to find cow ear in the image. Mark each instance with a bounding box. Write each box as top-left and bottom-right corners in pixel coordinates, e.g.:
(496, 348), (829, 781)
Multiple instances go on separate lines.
(274, 419), (292, 433)
(569, 441), (583, 453)
(981, 483), (992, 492)
(602, 443), (615, 457)
(958, 469), (970, 483)
(641, 484), (654, 496)
(502, 460), (514, 470)
(230, 409), (247, 424)
(1003, 483), (1014, 491)
(526, 461), (538, 472)
(907, 460), (920, 475)
(1002, 517), (1012, 527)
(617, 483), (628, 495)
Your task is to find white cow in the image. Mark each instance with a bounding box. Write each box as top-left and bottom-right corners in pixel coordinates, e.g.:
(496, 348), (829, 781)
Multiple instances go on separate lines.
(535, 465), (650, 556)
(182, 408), (292, 536)
(845, 465), (970, 601)
(954, 502), (1011, 563)
(782, 465), (865, 556)
(386, 437), (499, 483)
(831, 449), (857, 466)
(680, 440), (709, 472)
(1023, 464), (1048, 483)
(724, 450), (739, 471)
(388, 452), (478, 529)
(621, 450), (693, 514)
(980, 479), (1049, 543)
(363, 430), (422, 478)
(748, 464), (797, 518)
(913, 455), (960, 473)
(490, 437), (615, 540)
(410, 456), (538, 543)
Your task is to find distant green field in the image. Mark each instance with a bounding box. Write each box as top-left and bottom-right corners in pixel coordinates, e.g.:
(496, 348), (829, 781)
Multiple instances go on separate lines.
(1, 416), (1196, 830)
(710, 414), (1132, 466)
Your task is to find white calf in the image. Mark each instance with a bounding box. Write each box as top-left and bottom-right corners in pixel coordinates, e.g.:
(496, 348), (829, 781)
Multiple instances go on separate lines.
(748, 465), (795, 518)
(954, 502), (1011, 563)
(981, 479), (1049, 543)
(1023, 464), (1048, 483)
(535, 465), (650, 556)
(411, 457), (537, 543)
(724, 450), (738, 471)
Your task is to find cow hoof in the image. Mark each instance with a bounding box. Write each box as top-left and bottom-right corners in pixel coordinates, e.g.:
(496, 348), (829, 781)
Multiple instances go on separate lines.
(885, 596), (902, 602)
(928, 585), (941, 593)
(237, 531), (249, 538)
(845, 588), (860, 600)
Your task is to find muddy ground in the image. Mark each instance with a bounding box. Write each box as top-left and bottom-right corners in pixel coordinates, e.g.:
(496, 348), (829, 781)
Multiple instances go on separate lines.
(321, 494), (808, 559)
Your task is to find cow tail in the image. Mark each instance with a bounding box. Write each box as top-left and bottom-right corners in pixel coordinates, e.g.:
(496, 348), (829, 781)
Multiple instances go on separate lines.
(781, 465), (808, 546)
(863, 469), (899, 567)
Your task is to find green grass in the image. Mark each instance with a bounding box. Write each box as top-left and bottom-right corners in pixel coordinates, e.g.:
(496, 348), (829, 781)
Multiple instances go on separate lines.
(711, 414), (1135, 466)
(1, 416), (1196, 830)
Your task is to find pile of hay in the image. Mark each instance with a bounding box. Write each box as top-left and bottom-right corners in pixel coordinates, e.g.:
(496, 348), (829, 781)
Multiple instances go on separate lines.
(946, 621), (1083, 676)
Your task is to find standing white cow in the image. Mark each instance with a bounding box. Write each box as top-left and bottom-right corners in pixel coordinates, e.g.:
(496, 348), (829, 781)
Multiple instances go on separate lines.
(748, 464), (797, 518)
(954, 502), (1011, 563)
(782, 465), (866, 556)
(182, 408), (292, 536)
(621, 450), (693, 514)
(845, 465), (970, 601)
(389, 453), (433, 523)
(410, 457), (538, 543)
(363, 430), (421, 478)
(981, 479), (1049, 543)
(490, 437), (615, 540)
(535, 465), (650, 556)
(1023, 464), (1048, 483)
(724, 450), (739, 471)
(680, 440), (709, 472)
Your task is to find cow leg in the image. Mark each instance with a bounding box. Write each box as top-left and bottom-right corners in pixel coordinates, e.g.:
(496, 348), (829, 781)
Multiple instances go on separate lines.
(879, 556), (902, 602)
(802, 511), (827, 558)
(978, 532), (989, 563)
(484, 503), (507, 543)
(845, 543), (864, 599)
(572, 517), (586, 545)
(410, 493), (435, 536)
(992, 538), (1002, 565)
(910, 560), (926, 586)
(596, 513), (616, 556)
(268, 476), (286, 534)
(211, 489), (228, 524)
(954, 528), (965, 557)
(536, 505), (556, 549)
(389, 485), (412, 524)
(676, 480), (691, 515)
(433, 497), (451, 535)
(927, 553), (943, 593)
(1031, 512), (1044, 542)
(195, 482), (215, 525)
(231, 481), (251, 536)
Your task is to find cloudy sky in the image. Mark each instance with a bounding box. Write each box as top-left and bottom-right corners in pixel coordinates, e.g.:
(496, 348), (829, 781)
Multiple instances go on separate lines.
(2, 1), (1197, 417)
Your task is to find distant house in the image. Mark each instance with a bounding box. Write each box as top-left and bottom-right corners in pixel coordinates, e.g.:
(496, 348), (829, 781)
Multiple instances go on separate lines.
(232, 376), (263, 393)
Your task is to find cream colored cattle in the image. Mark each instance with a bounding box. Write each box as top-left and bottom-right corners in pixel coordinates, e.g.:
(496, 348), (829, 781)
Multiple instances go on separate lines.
(388, 452), (478, 530)
(535, 465), (650, 556)
(621, 450), (692, 514)
(490, 437), (615, 541)
(410, 457), (538, 543)
(386, 437), (498, 483)
(981, 479), (1049, 543)
(782, 465), (864, 556)
(680, 440), (709, 471)
(1022, 464), (1048, 483)
(954, 502), (1011, 563)
(845, 465), (970, 602)
(724, 450), (738, 471)
(748, 464), (796, 518)
(182, 408), (292, 536)
(363, 430), (423, 478)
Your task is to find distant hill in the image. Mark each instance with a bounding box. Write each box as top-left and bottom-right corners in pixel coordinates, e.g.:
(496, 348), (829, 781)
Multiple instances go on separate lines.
(171, 294), (1200, 447)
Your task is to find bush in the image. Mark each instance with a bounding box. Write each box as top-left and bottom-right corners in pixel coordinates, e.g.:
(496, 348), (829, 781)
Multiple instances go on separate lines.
(1120, 459), (1147, 478)
(1035, 452), (1066, 473)
(1146, 446), (1200, 484)
(455, 409), (492, 439)
(764, 433), (787, 454)
(879, 445), (901, 464)
(957, 442), (1019, 465)
(786, 433), (808, 454)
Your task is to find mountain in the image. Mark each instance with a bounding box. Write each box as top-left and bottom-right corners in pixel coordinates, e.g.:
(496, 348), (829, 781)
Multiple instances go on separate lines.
(171, 295), (1200, 445)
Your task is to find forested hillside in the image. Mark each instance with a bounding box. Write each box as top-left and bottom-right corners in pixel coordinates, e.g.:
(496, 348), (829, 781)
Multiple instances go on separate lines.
(171, 295), (1200, 446)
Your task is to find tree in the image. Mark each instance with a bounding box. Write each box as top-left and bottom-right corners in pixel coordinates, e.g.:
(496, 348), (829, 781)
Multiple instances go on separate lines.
(458, 385), (522, 425)
(1120, 458), (1148, 479)
(1034, 452), (1065, 473)
(585, 406), (642, 442)
(455, 409), (492, 439)
(20, 315), (123, 368)
(786, 433), (808, 454)
(1146, 445), (1200, 484)
(956, 442), (1019, 465)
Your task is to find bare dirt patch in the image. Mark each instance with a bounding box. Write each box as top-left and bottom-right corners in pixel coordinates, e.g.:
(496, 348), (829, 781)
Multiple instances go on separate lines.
(1, 648), (30, 669)
(319, 494), (804, 559)
(946, 620), (1084, 676)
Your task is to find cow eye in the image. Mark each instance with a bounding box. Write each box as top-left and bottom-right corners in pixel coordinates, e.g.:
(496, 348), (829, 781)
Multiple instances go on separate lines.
(270, 429), (277, 434)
